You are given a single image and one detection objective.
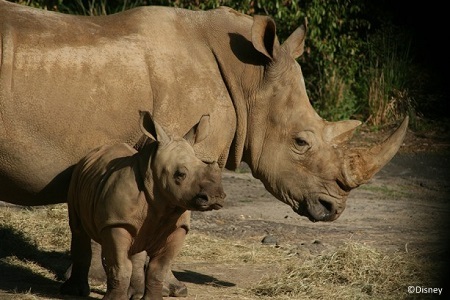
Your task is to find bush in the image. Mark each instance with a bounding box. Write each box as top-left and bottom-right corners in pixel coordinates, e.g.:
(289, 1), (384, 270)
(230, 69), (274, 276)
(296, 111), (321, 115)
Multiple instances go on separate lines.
(360, 25), (416, 127)
(299, 0), (369, 121)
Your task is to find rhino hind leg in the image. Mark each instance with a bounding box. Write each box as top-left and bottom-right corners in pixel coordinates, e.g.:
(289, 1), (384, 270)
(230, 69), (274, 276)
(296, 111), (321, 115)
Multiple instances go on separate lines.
(64, 240), (107, 284)
(128, 251), (148, 299)
(88, 239), (108, 284)
(60, 227), (91, 297)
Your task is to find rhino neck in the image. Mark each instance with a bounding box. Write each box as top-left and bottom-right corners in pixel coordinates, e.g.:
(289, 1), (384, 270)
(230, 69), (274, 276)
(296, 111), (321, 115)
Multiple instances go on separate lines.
(206, 12), (266, 171)
(219, 60), (266, 171)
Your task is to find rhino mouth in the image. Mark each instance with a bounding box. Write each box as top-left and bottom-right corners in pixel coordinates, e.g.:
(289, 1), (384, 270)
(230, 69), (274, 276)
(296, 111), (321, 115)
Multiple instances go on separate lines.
(191, 194), (224, 211)
(294, 196), (342, 222)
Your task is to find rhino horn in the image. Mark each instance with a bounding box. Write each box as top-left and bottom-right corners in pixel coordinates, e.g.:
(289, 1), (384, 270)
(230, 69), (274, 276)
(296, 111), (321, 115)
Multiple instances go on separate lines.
(342, 116), (409, 188)
(324, 119), (362, 144)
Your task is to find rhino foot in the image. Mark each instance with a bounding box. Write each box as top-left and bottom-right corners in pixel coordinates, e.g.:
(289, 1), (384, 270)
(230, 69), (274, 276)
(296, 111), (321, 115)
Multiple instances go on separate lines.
(162, 283), (187, 297)
(162, 274), (188, 297)
(60, 278), (90, 297)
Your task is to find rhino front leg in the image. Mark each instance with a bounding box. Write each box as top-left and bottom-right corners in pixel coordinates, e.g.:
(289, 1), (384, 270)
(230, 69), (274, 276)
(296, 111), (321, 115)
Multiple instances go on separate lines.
(143, 226), (188, 300)
(128, 252), (187, 299)
(101, 226), (133, 300)
(60, 226), (91, 297)
(163, 268), (188, 297)
(162, 211), (190, 297)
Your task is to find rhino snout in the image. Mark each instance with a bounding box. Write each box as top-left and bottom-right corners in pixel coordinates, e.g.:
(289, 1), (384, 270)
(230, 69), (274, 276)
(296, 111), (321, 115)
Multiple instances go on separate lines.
(301, 197), (344, 222)
(193, 191), (226, 211)
(190, 163), (225, 210)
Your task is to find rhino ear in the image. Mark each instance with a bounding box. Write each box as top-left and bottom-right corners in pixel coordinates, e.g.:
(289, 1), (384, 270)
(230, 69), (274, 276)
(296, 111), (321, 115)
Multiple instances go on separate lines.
(252, 15), (280, 60)
(139, 110), (170, 144)
(281, 18), (307, 59)
(324, 120), (362, 144)
(183, 115), (210, 145)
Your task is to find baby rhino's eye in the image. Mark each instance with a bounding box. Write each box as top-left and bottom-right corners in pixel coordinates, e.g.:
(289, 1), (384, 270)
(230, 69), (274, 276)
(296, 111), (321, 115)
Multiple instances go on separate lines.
(174, 170), (186, 185)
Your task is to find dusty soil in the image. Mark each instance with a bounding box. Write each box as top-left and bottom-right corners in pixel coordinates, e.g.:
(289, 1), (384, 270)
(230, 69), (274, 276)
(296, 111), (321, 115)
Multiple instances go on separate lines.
(1, 126), (450, 299)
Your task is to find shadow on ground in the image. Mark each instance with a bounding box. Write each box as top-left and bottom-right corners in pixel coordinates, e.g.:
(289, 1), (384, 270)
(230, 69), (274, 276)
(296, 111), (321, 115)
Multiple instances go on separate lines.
(174, 269), (235, 287)
(0, 225), (236, 298)
(0, 226), (91, 299)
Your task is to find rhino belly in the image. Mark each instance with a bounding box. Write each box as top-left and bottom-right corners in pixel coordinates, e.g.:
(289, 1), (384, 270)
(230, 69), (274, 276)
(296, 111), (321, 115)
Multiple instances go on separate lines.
(0, 138), (75, 205)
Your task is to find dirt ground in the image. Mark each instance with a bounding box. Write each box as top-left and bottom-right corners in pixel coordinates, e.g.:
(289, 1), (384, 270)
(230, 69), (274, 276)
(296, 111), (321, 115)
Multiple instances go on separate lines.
(1, 126), (450, 299)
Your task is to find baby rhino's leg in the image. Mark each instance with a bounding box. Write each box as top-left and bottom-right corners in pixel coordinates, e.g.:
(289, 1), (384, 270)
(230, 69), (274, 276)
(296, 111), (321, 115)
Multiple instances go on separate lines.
(128, 251), (147, 299)
(163, 211), (190, 297)
(143, 226), (188, 300)
(60, 226), (91, 296)
(101, 227), (133, 300)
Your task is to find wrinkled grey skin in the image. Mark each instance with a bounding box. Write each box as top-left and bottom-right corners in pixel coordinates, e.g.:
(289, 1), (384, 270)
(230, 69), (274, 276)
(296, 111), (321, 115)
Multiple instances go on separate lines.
(60, 112), (225, 300)
(0, 1), (408, 296)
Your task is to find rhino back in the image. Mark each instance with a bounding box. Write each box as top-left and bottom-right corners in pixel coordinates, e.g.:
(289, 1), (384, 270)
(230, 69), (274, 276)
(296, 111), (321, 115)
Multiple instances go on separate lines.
(0, 3), (153, 149)
(68, 143), (146, 242)
(0, 3), (245, 205)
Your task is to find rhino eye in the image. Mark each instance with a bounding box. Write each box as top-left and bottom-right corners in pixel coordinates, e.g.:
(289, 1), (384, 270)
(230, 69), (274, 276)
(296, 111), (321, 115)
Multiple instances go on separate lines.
(292, 136), (311, 155)
(174, 170), (186, 184)
(294, 137), (309, 147)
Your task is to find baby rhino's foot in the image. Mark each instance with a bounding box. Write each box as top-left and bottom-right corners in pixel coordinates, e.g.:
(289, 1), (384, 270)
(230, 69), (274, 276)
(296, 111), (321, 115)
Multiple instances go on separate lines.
(60, 278), (90, 297)
(162, 280), (188, 297)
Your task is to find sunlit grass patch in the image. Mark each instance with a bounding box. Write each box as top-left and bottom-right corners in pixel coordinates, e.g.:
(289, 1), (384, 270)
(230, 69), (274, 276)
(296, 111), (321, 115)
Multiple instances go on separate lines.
(179, 232), (293, 265)
(248, 241), (439, 300)
(0, 204), (71, 253)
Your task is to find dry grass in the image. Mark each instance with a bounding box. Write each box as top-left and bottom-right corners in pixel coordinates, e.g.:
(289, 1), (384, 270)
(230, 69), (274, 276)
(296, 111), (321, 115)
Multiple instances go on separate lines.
(180, 230), (439, 299)
(179, 233), (293, 265)
(0, 205), (441, 299)
(249, 242), (439, 300)
(0, 204), (71, 253)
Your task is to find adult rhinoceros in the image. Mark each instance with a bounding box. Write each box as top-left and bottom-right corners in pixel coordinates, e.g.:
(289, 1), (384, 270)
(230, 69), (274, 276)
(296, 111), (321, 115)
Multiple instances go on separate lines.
(0, 0), (408, 296)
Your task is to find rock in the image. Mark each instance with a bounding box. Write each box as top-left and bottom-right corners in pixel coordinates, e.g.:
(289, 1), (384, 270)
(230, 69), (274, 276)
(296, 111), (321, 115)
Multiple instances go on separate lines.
(261, 235), (278, 245)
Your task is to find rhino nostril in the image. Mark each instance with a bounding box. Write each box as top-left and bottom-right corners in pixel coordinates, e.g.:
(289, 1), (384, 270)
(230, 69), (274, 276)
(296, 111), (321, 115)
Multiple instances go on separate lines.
(319, 199), (334, 215)
(195, 194), (209, 206)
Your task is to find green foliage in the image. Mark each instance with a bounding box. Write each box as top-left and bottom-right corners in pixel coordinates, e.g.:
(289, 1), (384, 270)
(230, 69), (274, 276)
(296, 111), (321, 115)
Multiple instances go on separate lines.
(295, 0), (369, 121)
(10, 0), (54, 9)
(59, 0), (150, 15)
(8, 0), (421, 126)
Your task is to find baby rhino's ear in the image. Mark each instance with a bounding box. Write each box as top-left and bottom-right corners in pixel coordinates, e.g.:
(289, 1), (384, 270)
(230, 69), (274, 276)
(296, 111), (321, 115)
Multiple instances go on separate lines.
(184, 115), (210, 145)
(139, 110), (170, 144)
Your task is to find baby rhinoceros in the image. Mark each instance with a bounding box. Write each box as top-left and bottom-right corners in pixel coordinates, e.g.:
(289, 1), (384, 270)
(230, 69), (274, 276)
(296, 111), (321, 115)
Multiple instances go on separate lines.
(60, 111), (226, 300)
